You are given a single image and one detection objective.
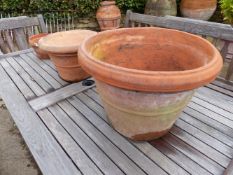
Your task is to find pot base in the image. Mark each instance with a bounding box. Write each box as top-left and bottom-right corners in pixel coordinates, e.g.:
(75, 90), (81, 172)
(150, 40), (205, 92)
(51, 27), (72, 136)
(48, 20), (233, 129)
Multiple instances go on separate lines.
(131, 127), (171, 141)
(56, 65), (90, 82)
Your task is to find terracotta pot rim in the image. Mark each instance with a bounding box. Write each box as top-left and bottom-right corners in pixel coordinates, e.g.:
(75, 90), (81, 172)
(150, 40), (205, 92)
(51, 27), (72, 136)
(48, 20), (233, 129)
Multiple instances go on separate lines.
(79, 27), (222, 92)
(38, 30), (97, 54)
(48, 52), (77, 56)
(100, 1), (116, 6)
(96, 16), (121, 20)
(29, 33), (48, 47)
(55, 65), (82, 68)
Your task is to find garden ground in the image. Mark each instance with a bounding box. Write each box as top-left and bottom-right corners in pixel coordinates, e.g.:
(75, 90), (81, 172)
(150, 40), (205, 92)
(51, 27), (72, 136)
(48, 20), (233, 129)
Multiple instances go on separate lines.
(0, 99), (41, 175)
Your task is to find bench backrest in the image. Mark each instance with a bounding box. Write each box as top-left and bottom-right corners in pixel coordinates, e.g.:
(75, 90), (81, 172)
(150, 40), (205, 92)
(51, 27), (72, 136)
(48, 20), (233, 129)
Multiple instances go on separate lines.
(0, 15), (47, 54)
(124, 10), (233, 84)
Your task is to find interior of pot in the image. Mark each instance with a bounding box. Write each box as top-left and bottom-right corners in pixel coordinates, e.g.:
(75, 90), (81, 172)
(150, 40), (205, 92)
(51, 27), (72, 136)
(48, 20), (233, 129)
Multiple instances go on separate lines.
(87, 28), (215, 72)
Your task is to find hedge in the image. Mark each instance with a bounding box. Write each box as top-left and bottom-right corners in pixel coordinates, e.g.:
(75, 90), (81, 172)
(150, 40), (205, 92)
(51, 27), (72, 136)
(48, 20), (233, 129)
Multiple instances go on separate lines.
(0, 0), (147, 16)
(0, 0), (222, 22)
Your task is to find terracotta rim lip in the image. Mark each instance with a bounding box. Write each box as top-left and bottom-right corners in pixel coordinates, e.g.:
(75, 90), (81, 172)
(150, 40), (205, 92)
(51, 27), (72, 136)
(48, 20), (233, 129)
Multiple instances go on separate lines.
(97, 16), (121, 20)
(38, 30), (97, 54)
(80, 27), (222, 92)
(29, 33), (48, 47)
(100, 1), (116, 6)
(81, 27), (220, 76)
(55, 65), (81, 68)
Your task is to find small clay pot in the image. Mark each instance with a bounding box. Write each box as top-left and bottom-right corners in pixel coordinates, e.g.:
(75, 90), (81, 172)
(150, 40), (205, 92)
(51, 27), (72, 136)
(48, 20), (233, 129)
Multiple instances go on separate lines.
(29, 33), (49, 59)
(38, 30), (97, 82)
(96, 1), (121, 31)
(180, 0), (217, 20)
(79, 27), (223, 141)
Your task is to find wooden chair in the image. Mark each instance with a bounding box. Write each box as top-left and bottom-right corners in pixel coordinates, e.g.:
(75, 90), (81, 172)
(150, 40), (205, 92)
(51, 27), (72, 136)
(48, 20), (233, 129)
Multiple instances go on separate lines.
(0, 15), (47, 54)
(124, 10), (233, 84)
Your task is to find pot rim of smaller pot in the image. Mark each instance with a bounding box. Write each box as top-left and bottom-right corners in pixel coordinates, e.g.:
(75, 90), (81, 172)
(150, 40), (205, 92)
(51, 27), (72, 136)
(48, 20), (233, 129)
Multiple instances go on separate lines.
(29, 33), (49, 47)
(38, 30), (97, 54)
(79, 27), (223, 93)
(100, 1), (116, 6)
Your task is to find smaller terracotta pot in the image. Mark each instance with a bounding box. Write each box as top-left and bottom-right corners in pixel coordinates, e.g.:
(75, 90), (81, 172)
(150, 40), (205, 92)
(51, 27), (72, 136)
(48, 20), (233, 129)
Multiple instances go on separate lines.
(96, 1), (121, 31)
(38, 30), (97, 82)
(29, 33), (49, 59)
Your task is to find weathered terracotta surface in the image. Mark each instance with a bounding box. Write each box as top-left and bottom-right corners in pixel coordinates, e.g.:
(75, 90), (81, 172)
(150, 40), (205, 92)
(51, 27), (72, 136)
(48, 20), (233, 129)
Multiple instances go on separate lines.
(29, 33), (49, 59)
(96, 80), (194, 141)
(145, 0), (177, 16)
(38, 30), (97, 82)
(49, 52), (89, 82)
(79, 27), (223, 140)
(96, 1), (121, 31)
(180, 0), (217, 20)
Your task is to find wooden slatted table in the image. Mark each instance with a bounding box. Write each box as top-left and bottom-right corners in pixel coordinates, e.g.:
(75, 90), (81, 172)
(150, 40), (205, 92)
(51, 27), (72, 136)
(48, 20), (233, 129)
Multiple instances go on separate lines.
(0, 49), (233, 175)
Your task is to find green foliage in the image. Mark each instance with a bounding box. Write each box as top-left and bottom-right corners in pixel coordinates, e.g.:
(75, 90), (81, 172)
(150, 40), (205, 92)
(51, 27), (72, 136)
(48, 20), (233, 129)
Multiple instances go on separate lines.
(116, 0), (147, 13)
(220, 0), (233, 23)
(74, 0), (101, 16)
(0, 0), (147, 16)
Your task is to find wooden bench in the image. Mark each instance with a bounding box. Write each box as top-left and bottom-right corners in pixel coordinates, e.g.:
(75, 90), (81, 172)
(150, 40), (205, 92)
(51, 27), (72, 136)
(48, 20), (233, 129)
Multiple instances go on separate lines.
(0, 15), (47, 54)
(125, 10), (233, 85)
(0, 12), (232, 175)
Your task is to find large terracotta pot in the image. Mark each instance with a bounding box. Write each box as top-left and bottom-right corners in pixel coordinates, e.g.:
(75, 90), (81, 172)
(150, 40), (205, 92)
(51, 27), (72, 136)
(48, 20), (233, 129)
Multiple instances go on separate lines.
(29, 33), (49, 60)
(180, 0), (217, 20)
(145, 0), (177, 16)
(38, 30), (97, 82)
(96, 1), (121, 31)
(79, 27), (222, 141)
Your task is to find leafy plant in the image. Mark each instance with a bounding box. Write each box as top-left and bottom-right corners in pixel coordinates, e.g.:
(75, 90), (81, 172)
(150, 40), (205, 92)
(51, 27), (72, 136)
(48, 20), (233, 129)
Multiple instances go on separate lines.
(74, 0), (101, 16)
(0, 0), (147, 16)
(116, 0), (147, 13)
(220, 0), (233, 23)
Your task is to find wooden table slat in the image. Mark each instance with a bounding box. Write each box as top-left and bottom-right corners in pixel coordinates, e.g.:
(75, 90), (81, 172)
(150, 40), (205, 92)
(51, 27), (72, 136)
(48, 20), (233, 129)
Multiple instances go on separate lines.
(180, 113), (233, 147)
(162, 134), (224, 175)
(184, 107), (233, 138)
(175, 119), (233, 158)
(170, 126), (231, 167)
(26, 52), (68, 86)
(192, 97), (233, 121)
(47, 103), (125, 175)
(212, 80), (233, 92)
(207, 84), (233, 97)
(38, 109), (104, 175)
(20, 54), (62, 89)
(188, 102), (233, 128)
(6, 56), (45, 96)
(29, 80), (94, 111)
(0, 64), (81, 175)
(151, 139), (212, 175)
(196, 90), (233, 114)
(14, 56), (54, 93)
(0, 59), (35, 100)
